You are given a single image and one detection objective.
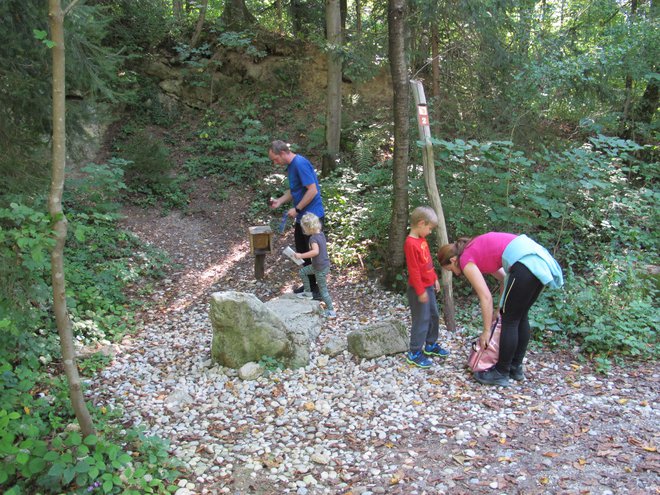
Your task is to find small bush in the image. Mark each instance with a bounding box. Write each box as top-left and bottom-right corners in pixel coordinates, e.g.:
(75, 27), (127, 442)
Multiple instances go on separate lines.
(532, 258), (659, 361)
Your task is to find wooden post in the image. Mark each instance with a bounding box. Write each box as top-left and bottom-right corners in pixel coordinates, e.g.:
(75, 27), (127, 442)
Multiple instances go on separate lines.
(254, 249), (267, 280)
(249, 226), (273, 280)
(410, 79), (456, 332)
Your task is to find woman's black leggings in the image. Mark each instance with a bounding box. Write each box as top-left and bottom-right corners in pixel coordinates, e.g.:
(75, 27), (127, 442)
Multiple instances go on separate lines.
(495, 262), (544, 374)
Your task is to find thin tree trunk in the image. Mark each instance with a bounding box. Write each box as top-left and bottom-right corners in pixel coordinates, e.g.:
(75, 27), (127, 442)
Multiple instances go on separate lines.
(191, 0), (209, 48)
(340, 0), (347, 37)
(173, 0), (183, 21)
(276, 0), (283, 32)
(48, 0), (95, 438)
(410, 80), (456, 331)
(635, 70), (658, 124)
(619, 0), (638, 137)
(322, 0), (342, 177)
(383, 0), (409, 289)
(430, 21), (441, 136)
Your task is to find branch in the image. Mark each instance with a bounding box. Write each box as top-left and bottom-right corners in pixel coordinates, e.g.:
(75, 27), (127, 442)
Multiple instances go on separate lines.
(63, 0), (80, 16)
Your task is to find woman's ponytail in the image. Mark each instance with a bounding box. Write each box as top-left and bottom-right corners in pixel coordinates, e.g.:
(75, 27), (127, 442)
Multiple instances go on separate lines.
(437, 236), (474, 266)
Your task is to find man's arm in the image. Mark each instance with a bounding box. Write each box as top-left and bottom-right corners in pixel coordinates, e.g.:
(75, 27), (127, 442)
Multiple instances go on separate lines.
(270, 190), (293, 209)
(286, 183), (318, 218)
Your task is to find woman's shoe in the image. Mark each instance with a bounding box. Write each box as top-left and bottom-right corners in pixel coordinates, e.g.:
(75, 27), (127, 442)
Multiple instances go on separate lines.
(509, 364), (525, 381)
(474, 367), (510, 387)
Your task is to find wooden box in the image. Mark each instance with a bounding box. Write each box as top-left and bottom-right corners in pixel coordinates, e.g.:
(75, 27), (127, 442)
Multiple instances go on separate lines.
(248, 226), (273, 254)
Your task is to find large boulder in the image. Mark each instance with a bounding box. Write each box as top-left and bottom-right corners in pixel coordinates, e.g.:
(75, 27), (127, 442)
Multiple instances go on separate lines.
(347, 320), (408, 359)
(265, 293), (323, 341)
(210, 291), (322, 369)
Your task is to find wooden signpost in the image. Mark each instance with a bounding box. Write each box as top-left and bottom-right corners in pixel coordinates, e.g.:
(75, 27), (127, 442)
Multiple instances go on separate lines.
(410, 79), (456, 332)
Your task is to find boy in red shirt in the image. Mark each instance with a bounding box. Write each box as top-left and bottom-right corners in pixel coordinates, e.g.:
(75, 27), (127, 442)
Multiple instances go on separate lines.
(404, 207), (450, 368)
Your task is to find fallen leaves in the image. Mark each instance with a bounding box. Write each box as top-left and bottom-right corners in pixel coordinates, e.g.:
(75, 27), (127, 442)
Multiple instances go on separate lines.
(628, 437), (658, 452)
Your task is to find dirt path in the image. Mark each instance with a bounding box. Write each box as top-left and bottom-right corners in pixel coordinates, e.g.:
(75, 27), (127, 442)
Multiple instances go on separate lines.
(115, 187), (660, 495)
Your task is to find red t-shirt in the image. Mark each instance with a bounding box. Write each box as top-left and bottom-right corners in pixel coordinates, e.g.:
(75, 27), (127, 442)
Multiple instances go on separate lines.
(404, 235), (438, 296)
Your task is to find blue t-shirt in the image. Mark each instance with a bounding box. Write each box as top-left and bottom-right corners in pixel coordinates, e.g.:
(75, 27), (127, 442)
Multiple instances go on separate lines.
(288, 155), (324, 221)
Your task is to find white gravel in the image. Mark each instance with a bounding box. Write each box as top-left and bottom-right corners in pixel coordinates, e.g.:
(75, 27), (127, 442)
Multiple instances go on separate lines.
(89, 278), (660, 495)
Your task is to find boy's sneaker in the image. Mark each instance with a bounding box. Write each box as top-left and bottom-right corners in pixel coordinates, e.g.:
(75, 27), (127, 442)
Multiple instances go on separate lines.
(406, 351), (432, 369)
(423, 342), (450, 357)
(324, 310), (337, 319)
(509, 364), (525, 381)
(297, 292), (313, 299)
(293, 285), (305, 294)
(474, 367), (510, 387)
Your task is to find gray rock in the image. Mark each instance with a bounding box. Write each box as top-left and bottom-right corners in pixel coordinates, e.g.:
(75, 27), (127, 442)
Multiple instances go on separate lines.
(321, 336), (347, 357)
(265, 293), (323, 341)
(347, 319), (408, 359)
(210, 291), (319, 369)
(165, 389), (194, 413)
(238, 362), (263, 381)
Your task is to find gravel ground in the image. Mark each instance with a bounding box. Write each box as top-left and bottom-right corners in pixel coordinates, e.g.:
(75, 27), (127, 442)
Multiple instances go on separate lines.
(89, 189), (660, 494)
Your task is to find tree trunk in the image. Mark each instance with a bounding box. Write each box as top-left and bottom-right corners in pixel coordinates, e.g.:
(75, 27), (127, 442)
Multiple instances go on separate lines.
(355, 0), (362, 37)
(410, 80), (456, 331)
(173, 0), (184, 21)
(619, 0), (638, 137)
(430, 21), (441, 136)
(48, 0), (95, 438)
(340, 0), (347, 37)
(221, 0), (256, 31)
(635, 71), (658, 124)
(383, 0), (409, 289)
(276, 0), (283, 32)
(191, 0), (209, 47)
(291, 0), (304, 36)
(322, 0), (342, 177)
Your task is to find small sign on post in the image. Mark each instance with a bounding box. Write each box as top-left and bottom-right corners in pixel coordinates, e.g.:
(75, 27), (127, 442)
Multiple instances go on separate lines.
(417, 104), (430, 127)
(248, 226), (273, 280)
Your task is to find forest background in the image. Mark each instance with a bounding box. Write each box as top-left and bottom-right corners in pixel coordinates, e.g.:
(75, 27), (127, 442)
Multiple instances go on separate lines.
(0, 0), (657, 493)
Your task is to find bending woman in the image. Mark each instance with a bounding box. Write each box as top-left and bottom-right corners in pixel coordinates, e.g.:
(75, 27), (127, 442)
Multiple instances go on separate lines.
(438, 232), (563, 387)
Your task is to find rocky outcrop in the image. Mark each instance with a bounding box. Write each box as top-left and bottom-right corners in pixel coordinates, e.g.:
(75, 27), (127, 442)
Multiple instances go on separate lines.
(142, 38), (392, 109)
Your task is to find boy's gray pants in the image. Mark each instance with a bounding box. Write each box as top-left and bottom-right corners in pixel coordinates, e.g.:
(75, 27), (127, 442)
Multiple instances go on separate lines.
(407, 285), (439, 352)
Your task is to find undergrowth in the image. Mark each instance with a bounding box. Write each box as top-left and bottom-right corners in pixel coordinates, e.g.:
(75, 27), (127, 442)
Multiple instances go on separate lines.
(0, 163), (181, 494)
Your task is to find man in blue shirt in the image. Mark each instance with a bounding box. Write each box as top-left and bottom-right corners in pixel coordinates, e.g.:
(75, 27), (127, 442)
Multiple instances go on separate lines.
(269, 140), (326, 298)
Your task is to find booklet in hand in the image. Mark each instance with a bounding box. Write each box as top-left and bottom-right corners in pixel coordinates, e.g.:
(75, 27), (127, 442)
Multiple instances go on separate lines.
(282, 246), (304, 266)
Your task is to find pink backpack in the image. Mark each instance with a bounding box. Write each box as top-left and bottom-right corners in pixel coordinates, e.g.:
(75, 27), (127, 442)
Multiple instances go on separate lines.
(467, 317), (501, 372)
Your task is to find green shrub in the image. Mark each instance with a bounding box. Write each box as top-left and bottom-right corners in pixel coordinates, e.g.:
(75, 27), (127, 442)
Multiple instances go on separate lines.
(116, 133), (173, 188)
(532, 257), (659, 361)
(0, 187), (179, 492)
(114, 134), (189, 210)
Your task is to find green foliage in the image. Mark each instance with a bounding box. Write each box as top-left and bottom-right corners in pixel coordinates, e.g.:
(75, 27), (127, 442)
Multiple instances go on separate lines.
(0, 0), (124, 196)
(185, 112), (271, 186)
(0, 402), (180, 494)
(258, 355), (285, 374)
(216, 31), (266, 59)
(426, 135), (658, 361)
(78, 353), (113, 377)
(321, 166), (393, 268)
(104, 0), (173, 54)
(0, 161), (178, 492)
(114, 132), (189, 211)
(0, 203), (54, 336)
(532, 258), (659, 360)
(65, 162), (127, 215)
